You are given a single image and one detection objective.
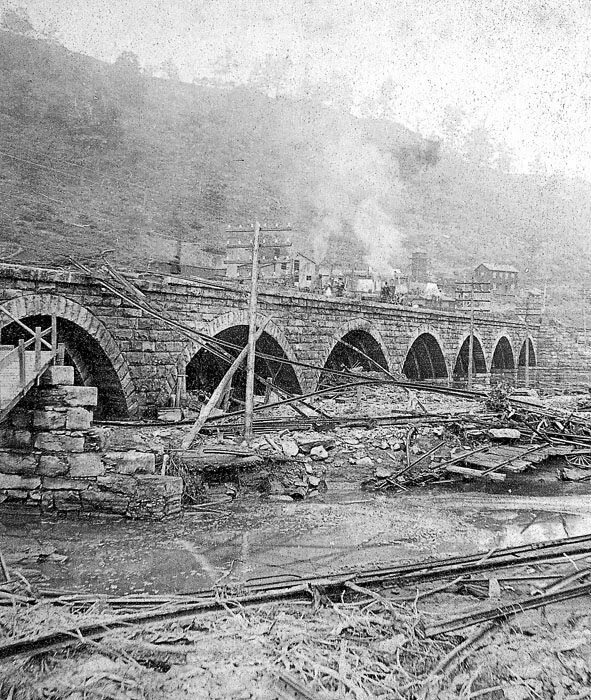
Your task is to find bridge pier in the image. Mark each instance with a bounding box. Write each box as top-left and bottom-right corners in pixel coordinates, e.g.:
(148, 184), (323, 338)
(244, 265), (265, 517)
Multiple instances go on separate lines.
(0, 365), (182, 519)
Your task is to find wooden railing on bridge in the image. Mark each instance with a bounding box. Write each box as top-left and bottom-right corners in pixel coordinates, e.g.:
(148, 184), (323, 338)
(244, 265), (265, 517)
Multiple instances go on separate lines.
(0, 310), (59, 422)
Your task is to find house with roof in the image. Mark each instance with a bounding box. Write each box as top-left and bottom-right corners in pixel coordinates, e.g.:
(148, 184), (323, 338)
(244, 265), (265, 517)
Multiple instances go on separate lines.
(474, 263), (519, 295)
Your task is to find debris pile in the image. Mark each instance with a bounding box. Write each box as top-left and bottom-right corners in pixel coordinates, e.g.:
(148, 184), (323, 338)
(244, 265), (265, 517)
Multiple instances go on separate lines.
(3, 534), (591, 699)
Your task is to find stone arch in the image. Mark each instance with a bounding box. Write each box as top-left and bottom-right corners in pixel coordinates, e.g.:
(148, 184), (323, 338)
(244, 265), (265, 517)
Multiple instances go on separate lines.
(0, 293), (135, 417)
(402, 330), (449, 380)
(317, 319), (392, 376)
(452, 333), (488, 379)
(518, 336), (537, 367)
(490, 335), (516, 372)
(176, 311), (303, 402)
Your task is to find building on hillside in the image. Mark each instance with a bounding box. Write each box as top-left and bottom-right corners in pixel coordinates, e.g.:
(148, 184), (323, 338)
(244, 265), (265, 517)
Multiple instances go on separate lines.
(410, 250), (429, 283)
(230, 248), (318, 289)
(224, 229), (293, 279)
(293, 252), (318, 290)
(474, 263), (519, 295)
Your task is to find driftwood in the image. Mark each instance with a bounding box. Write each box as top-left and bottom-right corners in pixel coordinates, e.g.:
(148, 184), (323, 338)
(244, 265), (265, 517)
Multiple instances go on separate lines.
(445, 465), (505, 481)
(180, 316), (272, 449)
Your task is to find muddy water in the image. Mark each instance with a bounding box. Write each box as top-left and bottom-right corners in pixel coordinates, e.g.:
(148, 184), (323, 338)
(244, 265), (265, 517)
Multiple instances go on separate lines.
(2, 479), (591, 596)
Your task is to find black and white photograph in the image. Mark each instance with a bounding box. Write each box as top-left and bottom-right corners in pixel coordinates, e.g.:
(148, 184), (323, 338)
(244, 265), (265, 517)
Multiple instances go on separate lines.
(0, 1), (591, 698)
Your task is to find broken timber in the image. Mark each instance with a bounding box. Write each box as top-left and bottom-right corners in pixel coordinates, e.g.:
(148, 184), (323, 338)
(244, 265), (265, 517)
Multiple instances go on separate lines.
(4, 534), (591, 661)
(180, 316), (272, 449)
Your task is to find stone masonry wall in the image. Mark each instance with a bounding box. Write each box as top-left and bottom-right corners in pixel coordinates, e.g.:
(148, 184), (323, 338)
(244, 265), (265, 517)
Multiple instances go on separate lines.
(0, 262), (578, 417)
(0, 366), (183, 519)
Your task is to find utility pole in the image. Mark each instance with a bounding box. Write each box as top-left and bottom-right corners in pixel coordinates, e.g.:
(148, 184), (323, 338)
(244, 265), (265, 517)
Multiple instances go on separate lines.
(244, 221), (261, 442)
(468, 275), (475, 390)
(524, 292), (530, 388)
(226, 222), (292, 442)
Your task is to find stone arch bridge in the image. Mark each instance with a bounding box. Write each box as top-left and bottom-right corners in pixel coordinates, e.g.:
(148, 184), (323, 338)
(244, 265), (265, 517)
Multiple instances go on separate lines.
(0, 263), (578, 419)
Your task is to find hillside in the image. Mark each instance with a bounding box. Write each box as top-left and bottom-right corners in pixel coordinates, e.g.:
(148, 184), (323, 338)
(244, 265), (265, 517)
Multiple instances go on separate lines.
(0, 29), (588, 322)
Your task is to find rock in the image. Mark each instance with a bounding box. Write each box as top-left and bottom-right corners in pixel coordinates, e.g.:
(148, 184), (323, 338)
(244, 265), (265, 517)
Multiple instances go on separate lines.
(268, 494), (294, 502)
(281, 438), (299, 457)
(38, 455), (68, 477)
(40, 366), (75, 386)
(103, 451), (156, 475)
(68, 453), (105, 478)
(157, 408), (183, 423)
(53, 490), (82, 511)
(308, 475), (321, 487)
(310, 445), (328, 460)
(42, 477), (90, 491)
(66, 408), (93, 430)
(267, 479), (285, 495)
(34, 433), (85, 453)
(285, 485), (307, 499)
(559, 467), (588, 482)
(37, 385), (98, 407)
(375, 466), (392, 479)
(0, 474), (41, 490)
(33, 409), (67, 430)
(0, 450), (38, 475)
(81, 489), (129, 514)
(488, 428), (521, 440)
(356, 456), (373, 467)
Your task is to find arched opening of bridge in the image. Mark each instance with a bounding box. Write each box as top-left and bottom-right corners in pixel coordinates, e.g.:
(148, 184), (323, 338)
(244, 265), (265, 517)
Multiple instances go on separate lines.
(402, 333), (448, 381)
(320, 330), (389, 385)
(1, 314), (128, 419)
(518, 338), (536, 367)
(490, 337), (515, 384)
(453, 336), (487, 382)
(185, 325), (301, 408)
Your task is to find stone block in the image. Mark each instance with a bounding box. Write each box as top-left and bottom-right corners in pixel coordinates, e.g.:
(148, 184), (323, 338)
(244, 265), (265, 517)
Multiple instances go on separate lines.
(41, 366), (75, 386)
(81, 489), (129, 515)
(103, 451), (156, 475)
(34, 433), (85, 453)
(10, 409), (32, 430)
(33, 409), (67, 430)
(13, 429), (32, 448)
(0, 474), (41, 489)
(0, 450), (38, 475)
(68, 453), (104, 478)
(136, 474), (183, 497)
(84, 428), (108, 452)
(38, 455), (69, 477)
(5, 489), (29, 500)
(65, 408), (93, 431)
(53, 490), (82, 511)
(37, 386), (98, 408)
(42, 477), (91, 490)
(97, 474), (138, 496)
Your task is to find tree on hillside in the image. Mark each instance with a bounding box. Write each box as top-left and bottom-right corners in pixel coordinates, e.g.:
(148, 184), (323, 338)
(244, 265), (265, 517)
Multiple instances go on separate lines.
(111, 51), (145, 108)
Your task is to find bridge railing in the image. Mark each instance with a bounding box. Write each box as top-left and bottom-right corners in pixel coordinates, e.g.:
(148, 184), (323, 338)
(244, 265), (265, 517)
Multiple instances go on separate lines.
(0, 311), (58, 405)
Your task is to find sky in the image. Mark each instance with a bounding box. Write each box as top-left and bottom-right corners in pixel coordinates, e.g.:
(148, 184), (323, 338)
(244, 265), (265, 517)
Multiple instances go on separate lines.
(4, 0), (591, 178)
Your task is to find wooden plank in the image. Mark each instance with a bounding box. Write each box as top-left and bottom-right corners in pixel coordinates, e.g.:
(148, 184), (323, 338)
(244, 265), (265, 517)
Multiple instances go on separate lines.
(446, 465), (505, 481)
